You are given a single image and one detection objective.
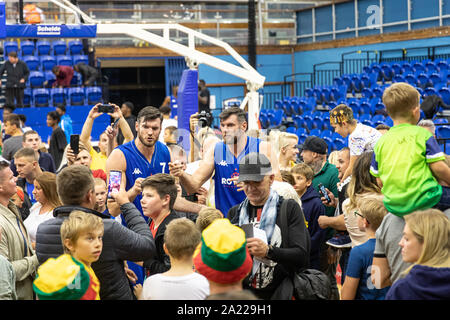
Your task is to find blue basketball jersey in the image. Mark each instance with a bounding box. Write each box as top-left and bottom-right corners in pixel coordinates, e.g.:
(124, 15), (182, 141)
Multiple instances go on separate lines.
(213, 136), (261, 217)
(117, 139), (171, 222)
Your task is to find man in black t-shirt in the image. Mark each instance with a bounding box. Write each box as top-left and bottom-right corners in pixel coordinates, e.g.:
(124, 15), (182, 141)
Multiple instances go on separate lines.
(46, 111), (67, 169)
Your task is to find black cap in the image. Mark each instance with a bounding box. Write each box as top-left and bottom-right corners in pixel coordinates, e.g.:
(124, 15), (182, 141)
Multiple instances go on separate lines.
(237, 152), (272, 183)
(301, 136), (328, 155)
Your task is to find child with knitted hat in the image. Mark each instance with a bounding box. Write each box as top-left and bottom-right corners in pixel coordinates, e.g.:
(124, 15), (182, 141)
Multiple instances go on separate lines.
(33, 210), (104, 300)
(329, 104), (381, 182)
(193, 218), (256, 299)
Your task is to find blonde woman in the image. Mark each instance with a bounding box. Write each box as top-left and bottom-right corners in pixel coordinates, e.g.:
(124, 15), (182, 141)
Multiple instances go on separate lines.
(276, 132), (299, 171)
(385, 209), (450, 300)
(24, 172), (62, 249)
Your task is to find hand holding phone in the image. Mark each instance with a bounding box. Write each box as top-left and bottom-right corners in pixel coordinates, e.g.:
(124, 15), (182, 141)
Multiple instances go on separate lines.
(98, 104), (115, 114)
(70, 134), (80, 155)
(318, 183), (331, 203)
(108, 170), (122, 198)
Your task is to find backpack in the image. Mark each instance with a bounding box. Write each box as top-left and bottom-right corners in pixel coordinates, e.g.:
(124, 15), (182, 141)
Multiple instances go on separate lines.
(272, 200), (332, 300)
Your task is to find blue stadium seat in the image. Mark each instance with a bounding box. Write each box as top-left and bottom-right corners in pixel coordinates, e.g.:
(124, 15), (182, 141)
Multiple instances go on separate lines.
(23, 56), (40, 71)
(72, 54), (89, 66)
(36, 40), (51, 55)
(86, 86), (103, 105)
(274, 99), (283, 110)
(52, 40), (67, 55)
(23, 88), (32, 107)
(360, 102), (372, 115)
(286, 126), (296, 134)
(40, 55), (56, 71)
(372, 114), (386, 126)
(424, 87), (437, 97)
(298, 133), (308, 145)
(333, 137), (347, 150)
(291, 100), (302, 115)
(361, 87), (373, 99)
(259, 112), (269, 129)
(426, 61), (438, 74)
(402, 62), (414, 75)
(20, 40), (35, 56)
(51, 87), (66, 107)
(71, 72), (82, 86)
(68, 87), (85, 106)
(429, 73), (442, 86)
(437, 61), (449, 72)
(393, 74), (405, 83)
(33, 88), (50, 107)
(417, 73), (431, 89)
(302, 114), (314, 131)
(405, 74), (417, 86)
(439, 87), (450, 105)
(385, 117), (394, 127)
(391, 63), (403, 75)
(29, 71), (45, 88)
(372, 87), (384, 99)
(436, 126), (450, 140)
(56, 55), (73, 66)
(320, 129), (332, 139)
(44, 71), (56, 87)
(4, 41), (18, 55)
(413, 62), (426, 74)
(68, 40), (84, 55)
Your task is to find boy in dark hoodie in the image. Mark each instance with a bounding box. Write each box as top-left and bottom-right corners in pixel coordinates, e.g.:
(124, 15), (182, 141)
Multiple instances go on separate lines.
(292, 163), (327, 270)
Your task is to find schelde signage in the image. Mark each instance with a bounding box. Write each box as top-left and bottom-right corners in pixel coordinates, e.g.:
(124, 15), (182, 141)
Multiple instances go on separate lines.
(37, 25), (62, 35)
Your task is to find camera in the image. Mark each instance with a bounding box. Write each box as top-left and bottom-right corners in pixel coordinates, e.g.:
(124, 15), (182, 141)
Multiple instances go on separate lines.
(195, 110), (212, 128)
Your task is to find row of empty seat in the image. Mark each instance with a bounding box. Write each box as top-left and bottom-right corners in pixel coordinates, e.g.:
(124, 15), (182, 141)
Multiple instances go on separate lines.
(3, 40), (84, 57)
(22, 86), (103, 108)
(27, 70), (84, 88)
(22, 54), (89, 71)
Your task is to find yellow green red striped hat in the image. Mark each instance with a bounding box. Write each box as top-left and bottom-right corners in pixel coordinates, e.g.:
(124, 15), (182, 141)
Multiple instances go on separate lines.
(193, 218), (253, 284)
(33, 254), (97, 300)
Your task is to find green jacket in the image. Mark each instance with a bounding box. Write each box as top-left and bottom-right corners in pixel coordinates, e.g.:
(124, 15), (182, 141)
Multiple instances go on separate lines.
(312, 161), (340, 239)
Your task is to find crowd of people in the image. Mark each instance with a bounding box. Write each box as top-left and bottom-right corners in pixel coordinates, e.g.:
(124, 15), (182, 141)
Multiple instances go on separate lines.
(0, 81), (449, 301)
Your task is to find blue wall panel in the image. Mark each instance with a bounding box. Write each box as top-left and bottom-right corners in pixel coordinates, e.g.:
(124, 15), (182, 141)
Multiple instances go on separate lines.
(411, 0), (439, 19)
(297, 10), (313, 37)
(384, 0), (407, 23)
(335, 1), (355, 31)
(315, 6), (333, 34)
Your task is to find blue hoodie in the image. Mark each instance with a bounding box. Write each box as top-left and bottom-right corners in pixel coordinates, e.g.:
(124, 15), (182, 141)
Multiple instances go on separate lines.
(386, 265), (450, 300)
(300, 184), (327, 270)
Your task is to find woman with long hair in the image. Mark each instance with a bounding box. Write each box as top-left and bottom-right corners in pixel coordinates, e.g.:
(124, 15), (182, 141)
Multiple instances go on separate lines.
(24, 172), (61, 249)
(342, 151), (382, 247)
(386, 209), (450, 300)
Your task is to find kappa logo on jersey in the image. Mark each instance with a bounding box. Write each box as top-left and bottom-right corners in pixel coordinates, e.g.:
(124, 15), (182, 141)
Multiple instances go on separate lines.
(218, 160), (228, 167)
(132, 168), (143, 175)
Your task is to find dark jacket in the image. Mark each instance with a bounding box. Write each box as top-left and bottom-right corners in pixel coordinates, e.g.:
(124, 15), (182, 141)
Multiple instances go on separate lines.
(0, 60), (30, 88)
(386, 265), (450, 300)
(35, 202), (155, 300)
(228, 197), (310, 300)
(16, 177), (33, 221)
(75, 62), (98, 83)
(143, 210), (181, 277)
(301, 185), (327, 270)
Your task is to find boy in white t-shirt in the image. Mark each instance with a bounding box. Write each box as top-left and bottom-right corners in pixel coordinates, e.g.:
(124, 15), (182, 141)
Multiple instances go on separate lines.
(139, 218), (209, 300)
(330, 104), (382, 182)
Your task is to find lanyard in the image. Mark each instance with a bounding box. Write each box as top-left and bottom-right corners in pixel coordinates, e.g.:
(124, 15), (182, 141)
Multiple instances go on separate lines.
(16, 216), (29, 257)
